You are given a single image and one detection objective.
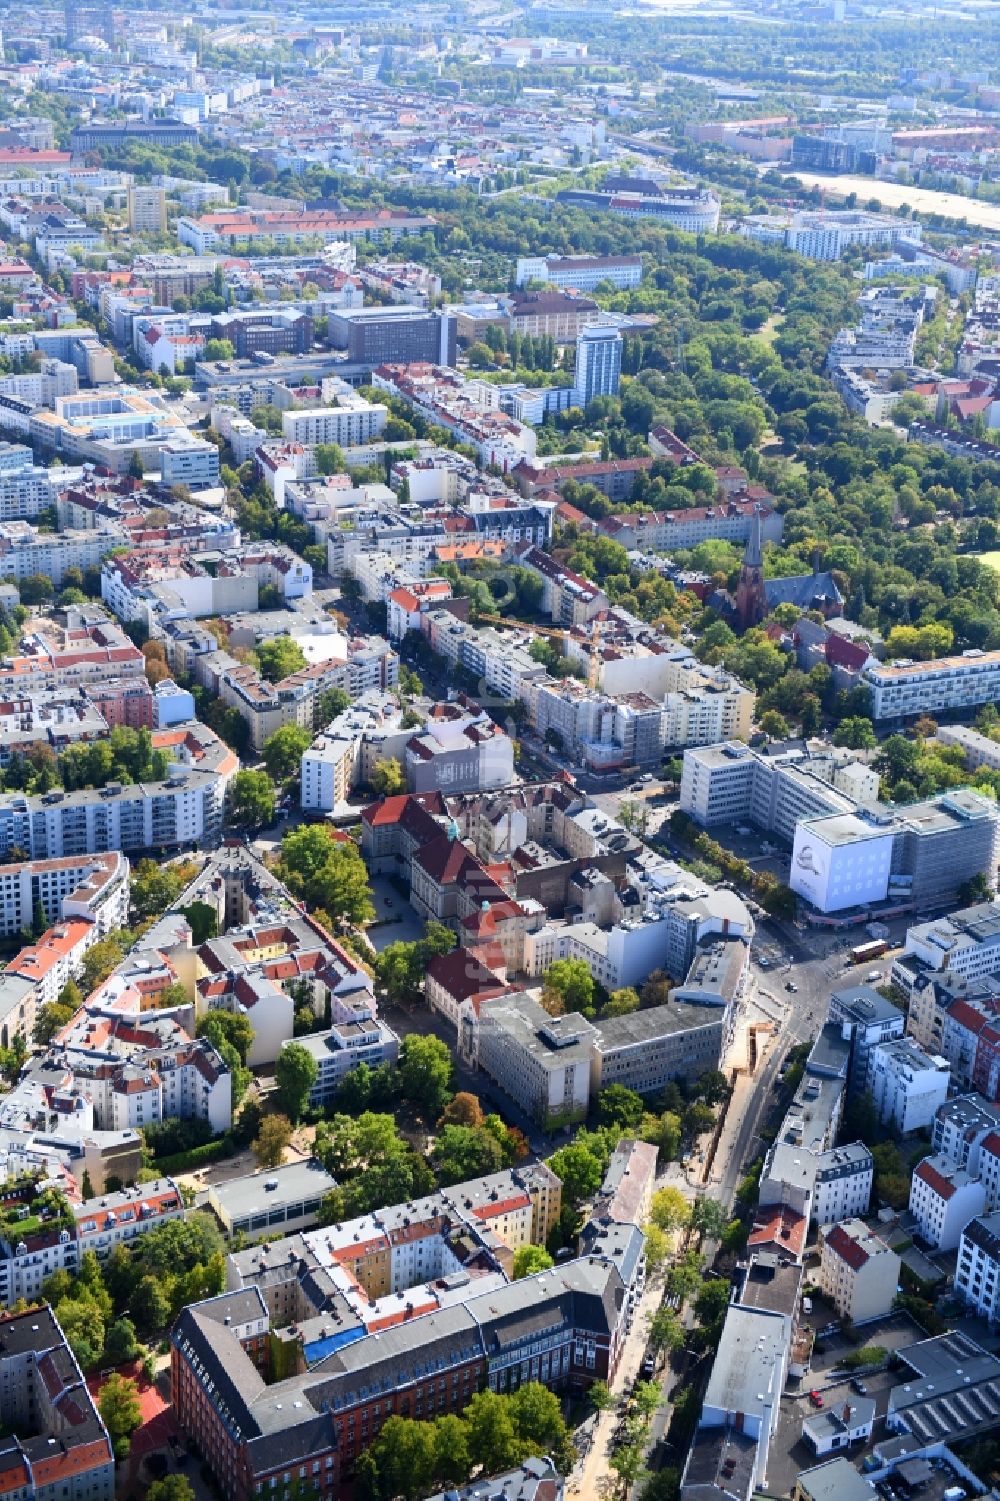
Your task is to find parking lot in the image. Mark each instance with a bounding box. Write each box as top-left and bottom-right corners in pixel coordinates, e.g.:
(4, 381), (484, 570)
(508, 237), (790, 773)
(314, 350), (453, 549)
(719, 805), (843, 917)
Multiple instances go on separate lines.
(764, 1310), (927, 1496)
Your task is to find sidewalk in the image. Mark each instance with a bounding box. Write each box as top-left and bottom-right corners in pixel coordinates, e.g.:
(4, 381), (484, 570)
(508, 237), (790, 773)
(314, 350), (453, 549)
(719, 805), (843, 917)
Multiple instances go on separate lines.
(566, 1275), (664, 1500)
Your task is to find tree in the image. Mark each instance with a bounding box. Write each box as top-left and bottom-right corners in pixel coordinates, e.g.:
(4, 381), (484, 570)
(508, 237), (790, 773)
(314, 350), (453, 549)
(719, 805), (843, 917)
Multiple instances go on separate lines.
(597, 1084), (645, 1131)
(432, 1124), (505, 1184)
(512, 1244), (555, 1279)
(759, 709), (790, 739)
(398, 1034), (453, 1117)
(605, 987), (640, 1017)
(18, 571), (54, 606)
(128, 450), (145, 479)
(148, 1478), (196, 1501)
(369, 757), (406, 796)
(694, 1278), (731, 1333)
(275, 1043), (318, 1122)
(105, 1316), (140, 1364)
(229, 769), (276, 828)
(541, 957), (594, 1017)
(196, 1010), (254, 1065)
(315, 687), (350, 725)
(33, 1001), (75, 1045)
(648, 1304), (684, 1355)
(130, 858), (186, 920)
(432, 1415), (470, 1490)
(80, 936), (125, 994)
(548, 1141), (603, 1206)
(589, 1380), (614, 1412)
(278, 826), (375, 927)
(203, 338), (235, 362)
(256, 637), (307, 683)
(438, 1092), (485, 1129)
(650, 1186), (691, 1233)
(690, 1198), (729, 1242)
(463, 1391), (525, 1476)
(252, 1113), (293, 1169)
(130, 1274), (171, 1334)
(263, 724), (313, 782)
(99, 1372), (142, 1459)
(958, 871), (996, 906)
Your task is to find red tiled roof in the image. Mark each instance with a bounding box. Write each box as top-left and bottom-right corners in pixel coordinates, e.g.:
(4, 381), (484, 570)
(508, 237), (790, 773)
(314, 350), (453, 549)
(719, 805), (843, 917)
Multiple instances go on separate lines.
(824, 1222), (870, 1270)
(915, 1157), (957, 1201)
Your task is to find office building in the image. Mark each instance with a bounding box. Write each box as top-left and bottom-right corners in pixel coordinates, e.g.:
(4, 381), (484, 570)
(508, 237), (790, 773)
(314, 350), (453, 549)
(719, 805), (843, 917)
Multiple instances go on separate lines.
(327, 306), (457, 366)
(515, 254), (643, 291)
(557, 184), (721, 233)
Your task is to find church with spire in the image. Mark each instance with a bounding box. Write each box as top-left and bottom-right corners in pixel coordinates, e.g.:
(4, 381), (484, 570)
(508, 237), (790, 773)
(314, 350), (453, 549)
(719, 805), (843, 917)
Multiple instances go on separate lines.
(726, 506), (844, 631)
(735, 507), (767, 629)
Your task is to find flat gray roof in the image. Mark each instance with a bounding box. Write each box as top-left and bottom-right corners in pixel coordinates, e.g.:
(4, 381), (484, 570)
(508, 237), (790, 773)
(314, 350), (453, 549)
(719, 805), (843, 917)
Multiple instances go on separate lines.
(209, 1159), (337, 1219)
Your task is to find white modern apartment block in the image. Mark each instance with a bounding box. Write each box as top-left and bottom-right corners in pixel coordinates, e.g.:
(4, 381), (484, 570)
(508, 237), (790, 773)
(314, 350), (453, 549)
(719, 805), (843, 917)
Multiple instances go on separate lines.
(955, 1212), (1000, 1323)
(817, 1219), (901, 1322)
(909, 1154), (987, 1250)
(300, 694), (410, 812)
(865, 1038), (950, 1134)
(863, 650), (1000, 721)
(937, 724), (1000, 772)
(0, 521), (124, 587)
(0, 443), (59, 522)
(281, 388), (388, 448)
(281, 1021), (400, 1110)
(741, 210), (919, 261)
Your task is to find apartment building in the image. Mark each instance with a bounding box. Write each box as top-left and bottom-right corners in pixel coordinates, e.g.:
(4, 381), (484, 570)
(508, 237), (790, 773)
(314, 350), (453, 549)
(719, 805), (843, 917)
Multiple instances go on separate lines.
(599, 496), (783, 553)
(73, 1177), (183, 1259)
(283, 1020), (400, 1110)
(0, 444), (58, 522)
(909, 1154), (987, 1250)
(931, 1094), (1000, 1174)
(955, 1211), (1000, 1322)
(741, 210), (917, 260)
(281, 393), (388, 448)
(828, 984), (906, 1093)
(865, 1038), (950, 1133)
(863, 649), (1000, 721)
(0, 850), (128, 940)
(177, 208), (434, 253)
(0, 520), (123, 587)
(0, 1307), (114, 1501)
(127, 185), (167, 233)
(937, 723), (1000, 772)
(817, 1219), (900, 1322)
(893, 899), (1000, 997)
(300, 694), (410, 812)
(0, 722), (237, 861)
(404, 702), (515, 795)
(506, 291), (602, 340)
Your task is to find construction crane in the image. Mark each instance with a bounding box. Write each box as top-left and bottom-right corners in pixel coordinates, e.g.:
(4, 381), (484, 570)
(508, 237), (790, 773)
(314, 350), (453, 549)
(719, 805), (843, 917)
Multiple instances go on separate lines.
(478, 614), (604, 690)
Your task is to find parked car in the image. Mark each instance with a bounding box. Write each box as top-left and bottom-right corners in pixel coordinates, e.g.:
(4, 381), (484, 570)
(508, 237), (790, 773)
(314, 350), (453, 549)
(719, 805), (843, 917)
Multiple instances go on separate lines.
(785, 981), (798, 993)
(851, 1379), (868, 1396)
(809, 1391), (824, 1408)
(642, 1356), (656, 1378)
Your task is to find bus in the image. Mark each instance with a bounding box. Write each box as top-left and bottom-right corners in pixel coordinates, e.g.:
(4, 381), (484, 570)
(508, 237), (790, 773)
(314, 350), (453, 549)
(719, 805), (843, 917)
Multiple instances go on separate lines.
(850, 939), (889, 966)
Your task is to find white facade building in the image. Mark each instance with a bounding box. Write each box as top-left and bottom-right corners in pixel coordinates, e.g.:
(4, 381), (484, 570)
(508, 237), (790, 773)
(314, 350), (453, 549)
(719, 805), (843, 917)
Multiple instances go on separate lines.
(865, 1038), (950, 1134)
(909, 1154), (987, 1251)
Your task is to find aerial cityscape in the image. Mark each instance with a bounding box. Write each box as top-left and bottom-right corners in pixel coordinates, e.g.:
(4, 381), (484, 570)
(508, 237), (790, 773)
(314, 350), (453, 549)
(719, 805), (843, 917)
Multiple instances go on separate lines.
(3, 1), (1000, 1500)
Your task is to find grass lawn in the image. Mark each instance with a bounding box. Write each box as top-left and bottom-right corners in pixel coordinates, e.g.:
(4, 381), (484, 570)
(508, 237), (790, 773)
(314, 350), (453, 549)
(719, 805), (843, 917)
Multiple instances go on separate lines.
(977, 549), (1000, 571)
